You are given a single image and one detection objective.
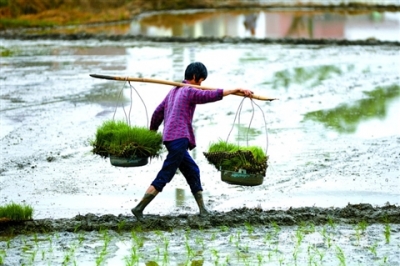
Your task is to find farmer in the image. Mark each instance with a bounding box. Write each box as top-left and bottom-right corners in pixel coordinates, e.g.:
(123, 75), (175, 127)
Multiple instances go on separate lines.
(131, 62), (253, 220)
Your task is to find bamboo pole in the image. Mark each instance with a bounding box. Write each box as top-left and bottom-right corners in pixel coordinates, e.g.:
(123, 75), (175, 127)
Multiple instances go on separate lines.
(90, 74), (277, 101)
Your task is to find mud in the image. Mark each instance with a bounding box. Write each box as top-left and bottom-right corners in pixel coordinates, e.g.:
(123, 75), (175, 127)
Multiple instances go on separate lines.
(1, 32), (400, 46)
(1, 203), (399, 235)
(1, 3), (400, 265)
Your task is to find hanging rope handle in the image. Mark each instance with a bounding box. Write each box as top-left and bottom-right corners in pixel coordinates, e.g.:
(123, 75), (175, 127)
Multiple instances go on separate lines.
(226, 97), (269, 155)
(112, 81), (149, 128)
(90, 74), (278, 102)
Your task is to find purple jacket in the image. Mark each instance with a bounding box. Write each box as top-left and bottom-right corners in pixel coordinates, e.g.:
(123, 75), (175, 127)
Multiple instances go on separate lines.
(150, 81), (223, 150)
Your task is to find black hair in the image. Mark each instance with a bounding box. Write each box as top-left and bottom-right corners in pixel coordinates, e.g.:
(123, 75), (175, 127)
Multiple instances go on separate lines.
(184, 62), (208, 82)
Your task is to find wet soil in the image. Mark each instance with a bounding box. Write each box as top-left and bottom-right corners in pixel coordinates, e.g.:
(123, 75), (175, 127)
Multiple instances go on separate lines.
(1, 203), (400, 235)
(1, 3), (400, 265)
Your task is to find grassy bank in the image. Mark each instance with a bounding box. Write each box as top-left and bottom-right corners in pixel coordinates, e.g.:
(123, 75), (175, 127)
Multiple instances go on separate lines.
(0, 0), (218, 29)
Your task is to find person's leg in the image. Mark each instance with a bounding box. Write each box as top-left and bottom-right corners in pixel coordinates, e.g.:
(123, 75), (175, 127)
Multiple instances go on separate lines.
(131, 138), (189, 220)
(131, 185), (159, 221)
(179, 152), (209, 217)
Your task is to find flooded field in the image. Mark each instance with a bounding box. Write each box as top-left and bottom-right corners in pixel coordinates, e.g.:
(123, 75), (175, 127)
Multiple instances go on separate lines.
(1, 3), (400, 263)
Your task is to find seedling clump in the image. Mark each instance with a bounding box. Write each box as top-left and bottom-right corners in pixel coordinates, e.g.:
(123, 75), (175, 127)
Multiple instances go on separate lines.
(0, 202), (34, 222)
(90, 120), (163, 159)
(203, 140), (268, 175)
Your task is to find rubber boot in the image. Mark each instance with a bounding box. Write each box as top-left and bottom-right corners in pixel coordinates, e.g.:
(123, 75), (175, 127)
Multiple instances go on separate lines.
(193, 191), (210, 217)
(131, 193), (155, 221)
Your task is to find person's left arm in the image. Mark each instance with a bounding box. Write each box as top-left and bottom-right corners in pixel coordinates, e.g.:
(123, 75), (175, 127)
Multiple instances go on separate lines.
(150, 99), (165, 131)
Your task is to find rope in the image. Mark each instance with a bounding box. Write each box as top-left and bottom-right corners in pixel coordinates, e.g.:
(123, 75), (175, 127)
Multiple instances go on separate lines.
(112, 81), (149, 128)
(225, 97), (269, 155)
(128, 81), (149, 128)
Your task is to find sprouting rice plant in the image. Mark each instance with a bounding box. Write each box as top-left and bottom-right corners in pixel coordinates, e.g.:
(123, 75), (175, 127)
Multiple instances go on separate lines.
(368, 242), (378, 257)
(335, 245), (346, 266)
(244, 221), (254, 235)
(0, 202), (34, 221)
(384, 223), (391, 244)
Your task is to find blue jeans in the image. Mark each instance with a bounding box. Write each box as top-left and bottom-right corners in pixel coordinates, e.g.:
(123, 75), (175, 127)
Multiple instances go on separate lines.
(151, 138), (202, 194)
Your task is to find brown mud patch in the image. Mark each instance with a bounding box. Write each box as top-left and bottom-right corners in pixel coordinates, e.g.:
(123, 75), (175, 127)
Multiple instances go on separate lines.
(1, 32), (400, 47)
(1, 203), (399, 235)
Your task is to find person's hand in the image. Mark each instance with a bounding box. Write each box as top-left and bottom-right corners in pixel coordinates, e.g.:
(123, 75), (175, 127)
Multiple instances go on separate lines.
(238, 88), (253, 97)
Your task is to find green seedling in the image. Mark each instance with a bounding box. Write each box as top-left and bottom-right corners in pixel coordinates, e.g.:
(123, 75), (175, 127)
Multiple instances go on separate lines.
(0, 250), (6, 264)
(195, 235), (205, 249)
(271, 221), (281, 235)
(205, 139), (268, 174)
(220, 225), (229, 232)
(292, 246), (299, 264)
(91, 120), (163, 159)
(0, 202), (34, 221)
(384, 223), (391, 244)
(211, 248), (219, 265)
(257, 253), (263, 265)
(96, 230), (111, 266)
(185, 235), (194, 258)
(335, 245), (346, 266)
(327, 216), (336, 229)
(357, 220), (368, 232)
(125, 245), (139, 266)
(368, 242), (378, 257)
(244, 221), (254, 235)
(73, 224), (81, 233)
(295, 228), (304, 246)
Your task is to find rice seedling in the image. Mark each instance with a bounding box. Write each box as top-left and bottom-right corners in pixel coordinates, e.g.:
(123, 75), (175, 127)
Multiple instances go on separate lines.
(211, 248), (219, 265)
(321, 226), (332, 248)
(195, 235), (205, 249)
(125, 245), (140, 266)
(235, 231), (241, 248)
(335, 245), (346, 266)
(278, 255), (285, 266)
(204, 139), (268, 174)
(0, 250), (6, 265)
(77, 232), (85, 245)
(357, 220), (368, 232)
(271, 221), (281, 235)
(131, 231), (144, 248)
(327, 216), (336, 229)
(219, 225), (229, 232)
(91, 120), (163, 159)
(210, 232), (217, 241)
(184, 235), (194, 258)
(0, 202), (34, 221)
(244, 222), (254, 235)
(295, 228), (304, 246)
(384, 223), (391, 244)
(264, 231), (272, 244)
(96, 230), (111, 266)
(225, 255), (231, 265)
(292, 246), (300, 264)
(368, 242), (378, 257)
(256, 253), (263, 265)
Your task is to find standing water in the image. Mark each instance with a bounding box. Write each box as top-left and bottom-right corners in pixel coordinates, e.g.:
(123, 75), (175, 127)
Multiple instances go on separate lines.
(1, 2), (400, 265)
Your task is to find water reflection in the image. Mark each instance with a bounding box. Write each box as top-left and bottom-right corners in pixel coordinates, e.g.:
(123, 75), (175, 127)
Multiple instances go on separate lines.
(130, 10), (400, 41)
(175, 188), (186, 207)
(303, 84), (400, 133)
(271, 65), (350, 89)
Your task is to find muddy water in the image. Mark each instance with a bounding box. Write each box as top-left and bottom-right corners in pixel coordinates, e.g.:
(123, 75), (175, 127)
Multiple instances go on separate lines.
(131, 10), (400, 41)
(0, 38), (399, 265)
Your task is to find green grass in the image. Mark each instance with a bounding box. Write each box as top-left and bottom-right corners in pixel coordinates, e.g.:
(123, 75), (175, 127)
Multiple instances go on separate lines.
(90, 120), (163, 159)
(0, 202), (34, 221)
(204, 139), (268, 173)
